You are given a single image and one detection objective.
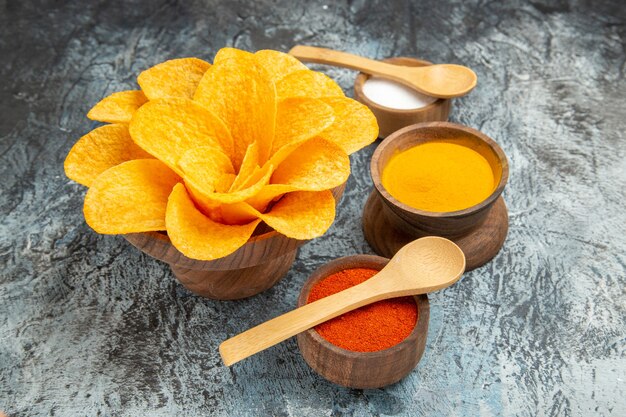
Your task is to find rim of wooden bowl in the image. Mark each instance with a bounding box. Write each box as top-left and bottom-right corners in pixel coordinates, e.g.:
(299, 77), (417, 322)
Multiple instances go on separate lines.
(370, 121), (509, 219)
(297, 254), (429, 360)
(353, 56), (448, 115)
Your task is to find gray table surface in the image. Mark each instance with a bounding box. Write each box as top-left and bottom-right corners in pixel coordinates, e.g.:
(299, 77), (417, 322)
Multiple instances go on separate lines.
(1, 0), (625, 415)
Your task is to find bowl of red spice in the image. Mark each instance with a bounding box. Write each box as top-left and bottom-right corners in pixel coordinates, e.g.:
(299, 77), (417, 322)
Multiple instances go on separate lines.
(296, 254), (429, 389)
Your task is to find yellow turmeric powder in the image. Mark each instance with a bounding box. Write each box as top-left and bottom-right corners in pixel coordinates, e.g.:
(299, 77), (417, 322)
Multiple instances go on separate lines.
(382, 141), (495, 212)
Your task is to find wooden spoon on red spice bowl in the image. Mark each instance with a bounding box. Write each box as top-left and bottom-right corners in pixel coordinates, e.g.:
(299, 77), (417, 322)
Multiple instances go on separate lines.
(219, 236), (466, 366)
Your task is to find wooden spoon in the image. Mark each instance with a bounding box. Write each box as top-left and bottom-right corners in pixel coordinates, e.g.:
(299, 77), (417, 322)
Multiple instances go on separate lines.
(219, 236), (466, 366)
(289, 45), (477, 99)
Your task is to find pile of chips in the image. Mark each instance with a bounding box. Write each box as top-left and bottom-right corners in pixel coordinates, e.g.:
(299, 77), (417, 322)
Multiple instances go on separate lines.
(64, 48), (378, 261)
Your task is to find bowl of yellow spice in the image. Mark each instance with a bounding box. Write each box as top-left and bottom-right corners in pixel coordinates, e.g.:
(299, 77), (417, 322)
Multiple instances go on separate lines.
(362, 121), (509, 271)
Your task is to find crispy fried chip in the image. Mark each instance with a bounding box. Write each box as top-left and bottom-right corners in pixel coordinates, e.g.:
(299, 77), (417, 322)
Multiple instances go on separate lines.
(272, 98), (335, 153)
(194, 56), (276, 168)
(276, 70), (344, 99)
(245, 184), (296, 212)
(87, 90), (148, 124)
(238, 165), (267, 190)
(266, 138), (308, 169)
(320, 97), (379, 154)
(217, 202), (260, 225)
(178, 146), (235, 212)
(254, 50), (308, 83)
(213, 47), (254, 64)
(217, 189), (336, 236)
(215, 173), (237, 193)
(178, 146), (234, 188)
(84, 159), (181, 234)
(137, 58), (211, 100)
(64, 124), (153, 187)
(229, 141), (259, 191)
(166, 183), (261, 260)
(129, 98), (233, 175)
(271, 137), (350, 191)
(186, 164), (272, 214)
(257, 190), (336, 239)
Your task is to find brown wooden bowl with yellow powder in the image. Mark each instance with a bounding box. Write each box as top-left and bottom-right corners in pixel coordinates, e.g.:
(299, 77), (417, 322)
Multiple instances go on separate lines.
(362, 122), (509, 271)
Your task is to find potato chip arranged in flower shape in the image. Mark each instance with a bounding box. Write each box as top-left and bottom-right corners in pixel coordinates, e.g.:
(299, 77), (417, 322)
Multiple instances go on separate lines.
(64, 48), (379, 260)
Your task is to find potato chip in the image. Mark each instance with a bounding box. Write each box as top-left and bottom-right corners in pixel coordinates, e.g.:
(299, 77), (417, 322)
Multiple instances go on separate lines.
(256, 190), (336, 239)
(271, 137), (350, 191)
(182, 180), (218, 214)
(186, 163), (272, 213)
(215, 173), (237, 193)
(272, 98), (335, 153)
(266, 138), (308, 169)
(245, 184), (296, 213)
(177, 146), (235, 212)
(129, 98), (233, 175)
(229, 141), (259, 191)
(216, 189), (336, 235)
(254, 50), (308, 83)
(276, 70), (344, 99)
(319, 97), (379, 154)
(166, 183), (261, 261)
(194, 56), (276, 168)
(87, 90), (147, 124)
(238, 163), (273, 191)
(84, 159), (181, 234)
(213, 47), (254, 64)
(217, 202), (259, 225)
(178, 146), (234, 187)
(137, 58), (211, 100)
(64, 124), (153, 187)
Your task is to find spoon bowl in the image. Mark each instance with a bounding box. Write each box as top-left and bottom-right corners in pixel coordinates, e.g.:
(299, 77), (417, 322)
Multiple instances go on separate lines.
(219, 236), (466, 366)
(289, 45), (477, 99)
(412, 64), (477, 98)
(390, 235), (467, 293)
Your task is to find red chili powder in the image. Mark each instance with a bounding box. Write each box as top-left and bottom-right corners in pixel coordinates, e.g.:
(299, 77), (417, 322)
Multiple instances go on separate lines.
(306, 268), (418, 352)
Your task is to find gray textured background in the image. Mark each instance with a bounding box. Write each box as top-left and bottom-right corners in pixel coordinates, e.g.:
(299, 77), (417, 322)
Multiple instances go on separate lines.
(1, 0), (625, 415)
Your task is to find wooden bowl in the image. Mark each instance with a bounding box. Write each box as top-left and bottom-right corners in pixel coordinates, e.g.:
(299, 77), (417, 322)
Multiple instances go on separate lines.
(124, 183), (346, 300)
(296, 255), (429, 389)
(353, 57), (451, 138)
(362, 122), (509, 271)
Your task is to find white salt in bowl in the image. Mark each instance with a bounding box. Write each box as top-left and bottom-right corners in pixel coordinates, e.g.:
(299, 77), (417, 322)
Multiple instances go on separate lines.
(353, 57), (451, 138)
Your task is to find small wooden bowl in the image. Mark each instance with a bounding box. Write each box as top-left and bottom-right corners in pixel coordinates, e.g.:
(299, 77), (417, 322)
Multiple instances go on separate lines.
(362, 122), (509, 271)
(124, 183), (346, 300)
(296, 255), (429, 389)
(354, 57), (451, 138)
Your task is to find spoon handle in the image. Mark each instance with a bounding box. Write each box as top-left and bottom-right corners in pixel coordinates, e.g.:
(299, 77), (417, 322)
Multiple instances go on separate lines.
(289, 45), (408, 80)
(219, 277), (392, 366)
